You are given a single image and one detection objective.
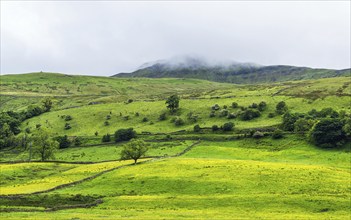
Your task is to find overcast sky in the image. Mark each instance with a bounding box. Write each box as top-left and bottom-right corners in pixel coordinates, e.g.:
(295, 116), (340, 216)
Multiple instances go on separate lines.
(1, 1), (350, 76)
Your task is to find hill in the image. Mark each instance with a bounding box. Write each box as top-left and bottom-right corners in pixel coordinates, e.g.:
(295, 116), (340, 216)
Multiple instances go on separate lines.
(113, 57), (350, 84)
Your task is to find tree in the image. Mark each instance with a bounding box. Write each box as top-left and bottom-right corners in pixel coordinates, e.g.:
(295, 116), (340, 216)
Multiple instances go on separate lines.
(239, 109), (260, 121)
(120, 139), (148, 164)
(276, 101), (288, 115)
(212, 125), (219, 131)
(159, 112), (167, 121)
(174, 117), (185, 126)
(102, 134), (111, 142)
(272, 129), (284, 139)
(32, 129), (59, 161)
(281, 112), (302, 131)
(115, 128), (137, 142)
(193, 124), (201, 132)
(55, 135), (71, 149)
(258, 101), (267, 112)
(0, 123), (15, 149)
(222, 122), (234, 131)
(231, 102), (239, 108)
(166, 95), (180, 113)
(42, 97), (53, 112)
(309, 118), (346, 148)
(294, 118), (314, 135)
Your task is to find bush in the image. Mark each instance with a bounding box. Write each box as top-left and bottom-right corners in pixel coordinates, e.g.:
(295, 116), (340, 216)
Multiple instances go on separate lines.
(74, 137), (82, 146)
(209, 111), (216, 118)
(258, 101), (267, 111)
(276, 101), (288, 115)
(212, 125), (219, 132)
(106, 115), (111, 120)
(187, 112), (199, 123)
(174, 117), (185, 126)
(231, 102), (239, 108)
(249, 103), (258, 109)
(56, 135), (71, 149)
(65, 115), (73, 121)
(268, 112), (275, 118)
(123, 116), (129, 120)
(114, 128), (137, 142)
(219, 109), (229, 117)
(64, 123), (71, 130)
(309, 118), (346, 148)
(223, 105), (228, 109)
(211, 104), (220, 111)
(240, 109), (260, 121)
(102, 134), (111, 142)
(104, 121), (110, 126)
(159, 113), (167, 121)
(222, 122), (234, 131)
(135, 112), (140, 117)
(227, 113), (236, 119)
(272, 129), (284, 139)
(142, 117), (148, 122)
(253, 131), (264, 139)
(193, 124), (201, 132)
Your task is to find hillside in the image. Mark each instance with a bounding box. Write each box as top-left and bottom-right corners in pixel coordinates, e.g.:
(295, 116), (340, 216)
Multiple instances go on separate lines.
(1, 73), (350, 219)
(113, 57), (350, 84)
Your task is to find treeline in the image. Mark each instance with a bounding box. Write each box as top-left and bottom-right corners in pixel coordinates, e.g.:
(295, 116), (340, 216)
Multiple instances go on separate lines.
(0, 98), (52, 149)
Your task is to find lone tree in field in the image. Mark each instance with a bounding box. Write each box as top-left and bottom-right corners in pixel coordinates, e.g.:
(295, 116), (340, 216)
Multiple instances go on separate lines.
(120, 139), (148, 164)
(166, 95), (180, 113)
(309, 118), (345, 148)
(42, 97), (53, 112)
(32, 129), (59, 161)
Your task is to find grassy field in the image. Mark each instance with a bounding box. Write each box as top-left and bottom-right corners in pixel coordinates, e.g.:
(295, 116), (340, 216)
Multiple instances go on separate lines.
(0, 73), (350, 219)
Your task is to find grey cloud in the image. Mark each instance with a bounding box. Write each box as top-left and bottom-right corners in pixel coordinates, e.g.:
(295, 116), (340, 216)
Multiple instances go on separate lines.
(1, 1), (350, 75)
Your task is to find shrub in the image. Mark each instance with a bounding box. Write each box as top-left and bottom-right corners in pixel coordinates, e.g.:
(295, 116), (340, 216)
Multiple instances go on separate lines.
(268, 112), (275, 118)
(249, 103), (258, 109)
(223, 105), (228, 109)
(209, 111), (216, 118)
(115, 128), (137, 142)
(227, 113), (236, 119)
(231, 102), (239, 108)
(135, 112), (140, 117)
(106, 115), (111, 120)
(123, 116), (129, 120)
(240, 109), (260, 121)
(187, 112), (199, 123)
(142, 117), (148, 122)
(94, 131), (99, 136)
(309, 118), (346, 148)
(64, 123), (71, 130)
(222, 122), (234, 131)
(272, 129), (284, 139)
(253, 131), (264, 139)
(219, 109), (229, 117)
(65, 115), (73, 121)
(104, 121), (110, 126)
(211, 104), (220, 111)
(193, 124), (201, 132)
(174, 117), (185, 126)
(212, 125), (219, 131)
(102, 134), (111, 142)
(56, 135), (71, 149)
(74, 137), (82, 146)
(258, 101), (267, 111)
(276, 101), (288, 115)
(159, 112), (167, 121)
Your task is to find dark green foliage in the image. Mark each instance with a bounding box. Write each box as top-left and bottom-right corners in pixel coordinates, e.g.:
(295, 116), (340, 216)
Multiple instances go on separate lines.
(123, 116), (129, 120)
(308, 108), (339, 119)
(253, 131), (264, 139)
(26, 105), (45, 119)
(212, 104), (220, 111)
(222, 122), (234, 131)
(174, 117), (185, 126)
(272, 129), (284, 139)
(74, 137), (82, 146)
(268, 112), (275, 118)
(342, 118), (351, 138)
(231, 102), (239, 108)
(0, 123), (15, 149)
(120, 139), (148, 164)
(294, 118), (314, 135)
(104, 121), (110, 126)
(212, 125), (219, 131)
(166, 95), (180, 113)
(102, 134), (111, 142)
(159, 112), (167, 121)
(42, 97), (53, 112)
(36, 124), (42, 129)
(65, 115), (73, 121)
(258, 101), (267, 111)
(310, 118), (346, 148)
(187, 112), (199, 122)
(55, 135), (71, 149)
(106, 115), (111, 120)
(142, 117), (148, 122)
(249, 103), (258, 109)
(209, 111), (216, 118)
(114, 128), (137, 142)
(223, 105), (228, 109)
(276, 101), (288, 115)
(64, 123), (71, 130)
(0, 112), (21, 135)
(193, 124), (201, 132)
(135, 112), (140, 117)
(219, 109), (229, 117)
(282, 112), (304, 131)
(95, 131), (99, 136)
(227, 113), (236, 119)
(240, 109), (261, 121)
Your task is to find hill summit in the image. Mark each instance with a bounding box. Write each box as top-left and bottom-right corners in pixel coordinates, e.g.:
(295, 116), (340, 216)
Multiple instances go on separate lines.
(113, 56), (350, 84)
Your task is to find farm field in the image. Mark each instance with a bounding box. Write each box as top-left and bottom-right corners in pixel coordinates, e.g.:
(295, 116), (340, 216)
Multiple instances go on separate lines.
(0, 72), (350, 219)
